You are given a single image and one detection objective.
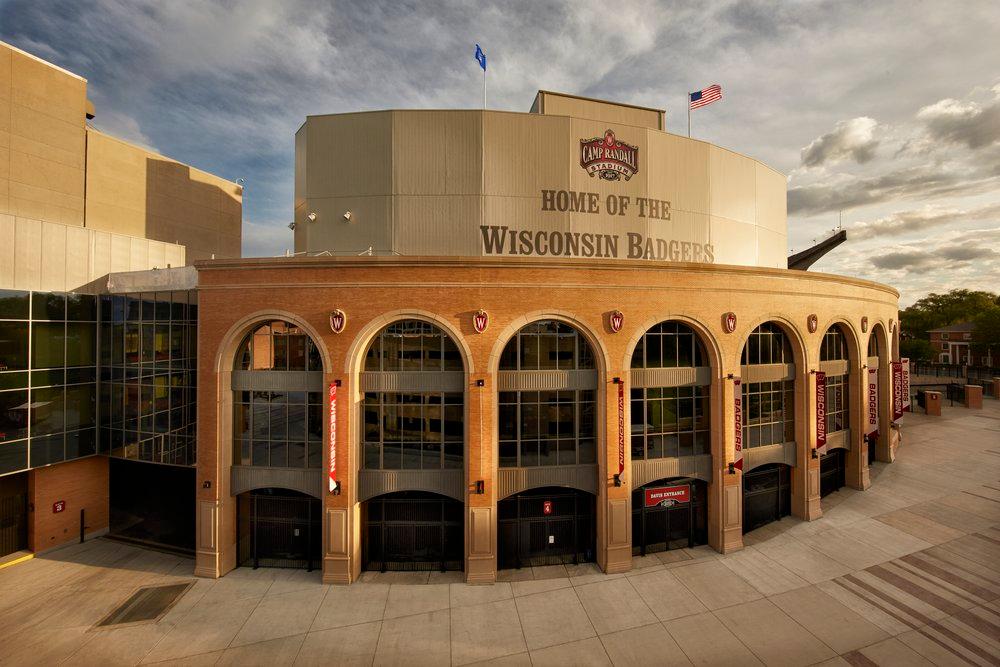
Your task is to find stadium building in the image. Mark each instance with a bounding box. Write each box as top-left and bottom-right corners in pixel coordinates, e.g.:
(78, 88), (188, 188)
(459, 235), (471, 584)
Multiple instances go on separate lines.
(0, 43), (902, 586)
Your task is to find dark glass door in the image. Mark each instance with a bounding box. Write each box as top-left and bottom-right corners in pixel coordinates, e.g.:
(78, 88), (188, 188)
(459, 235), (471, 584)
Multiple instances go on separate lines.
(498, 487), (595, 569)
(632, 478), (707, 556)
(237, 489), (321, 570)
(363, 492), (464, 572)
(0, 472), (27, 558)
(820, 448), (846, 497)
(743, 464), (791, 534)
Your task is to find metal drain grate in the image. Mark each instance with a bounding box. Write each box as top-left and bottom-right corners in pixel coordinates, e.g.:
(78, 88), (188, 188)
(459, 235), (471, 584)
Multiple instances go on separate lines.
(97, 582), (193, 627)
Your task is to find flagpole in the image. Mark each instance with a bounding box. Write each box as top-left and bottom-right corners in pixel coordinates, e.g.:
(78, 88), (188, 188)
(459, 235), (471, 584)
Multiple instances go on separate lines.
(687, 93), (691, 137)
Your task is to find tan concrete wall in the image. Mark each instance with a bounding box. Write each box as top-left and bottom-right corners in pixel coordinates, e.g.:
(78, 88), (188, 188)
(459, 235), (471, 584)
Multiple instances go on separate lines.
(85, 129), (242, 262)
(534, 90), (664, 130)
(295, 109), (788, 268)
(28, 456), (109, 553)
(0, 41), (88, 227)
(0, 213), (186, 292)
(192, 256), (898, 583)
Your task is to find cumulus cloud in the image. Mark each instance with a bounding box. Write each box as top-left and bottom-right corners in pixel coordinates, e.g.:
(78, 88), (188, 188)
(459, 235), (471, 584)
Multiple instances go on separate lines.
(800, 117), (879, 167)
(916, 87), (1000, 150)
(849, 202), (1000, 240)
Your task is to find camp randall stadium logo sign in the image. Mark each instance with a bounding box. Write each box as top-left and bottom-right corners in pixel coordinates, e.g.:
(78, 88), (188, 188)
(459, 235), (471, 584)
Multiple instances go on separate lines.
(580, 129), (638, 181)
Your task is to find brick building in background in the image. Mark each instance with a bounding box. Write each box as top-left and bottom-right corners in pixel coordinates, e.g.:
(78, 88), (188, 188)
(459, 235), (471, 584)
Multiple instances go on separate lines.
(928, 322), (993, 366)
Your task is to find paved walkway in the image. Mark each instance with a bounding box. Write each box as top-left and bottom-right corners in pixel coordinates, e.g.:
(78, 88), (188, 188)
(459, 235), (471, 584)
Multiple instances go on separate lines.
(1, 402), (998, 666)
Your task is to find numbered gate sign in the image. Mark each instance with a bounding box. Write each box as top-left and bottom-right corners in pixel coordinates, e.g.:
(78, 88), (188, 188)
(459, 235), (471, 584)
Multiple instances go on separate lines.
(542, 500), (553, 515)
(644, 485), (690, 508)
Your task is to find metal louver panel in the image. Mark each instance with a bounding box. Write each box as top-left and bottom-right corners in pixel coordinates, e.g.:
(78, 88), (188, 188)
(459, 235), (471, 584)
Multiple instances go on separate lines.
(358, 469), (465, 502)
(231, 371), (324, 392)
(359, 371), (465, 393)
(744, 442), (796, 472)
(630, 455), (713, 490)
(497, 464), (599, 500)
(630, 366), (711, 388)
(497, 370), (598, 392)
(231, 466), (323, 499)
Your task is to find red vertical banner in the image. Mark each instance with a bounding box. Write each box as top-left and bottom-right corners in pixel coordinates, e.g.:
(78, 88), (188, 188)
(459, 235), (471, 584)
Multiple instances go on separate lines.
(866, 368), (879, 437)
(892, 361), (903, 420)
(815, 371), (827, 453)
(329, 382), (339, 494)
(733, 378), (743, 471)
(617, 381), (625, 477)
(901, 358), (911, 412)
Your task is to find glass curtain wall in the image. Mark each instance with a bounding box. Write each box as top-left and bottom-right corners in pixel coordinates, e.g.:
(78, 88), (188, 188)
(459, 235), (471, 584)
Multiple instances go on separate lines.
(741, 323), (795, 449)
(100, 292), (198, 466)
(0, 290), (97, 475)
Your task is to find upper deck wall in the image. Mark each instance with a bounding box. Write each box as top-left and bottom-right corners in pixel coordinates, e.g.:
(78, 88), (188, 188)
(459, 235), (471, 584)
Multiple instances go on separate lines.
(294, 108), (787, 268)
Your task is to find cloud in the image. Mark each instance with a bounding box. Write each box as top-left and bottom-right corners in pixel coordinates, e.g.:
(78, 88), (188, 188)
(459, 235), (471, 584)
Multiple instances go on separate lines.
(800, 117), (879, 167)
(916, 88), (1000, 150)
(850, 201), (1000, 240)
(788, 162), (1000, 216)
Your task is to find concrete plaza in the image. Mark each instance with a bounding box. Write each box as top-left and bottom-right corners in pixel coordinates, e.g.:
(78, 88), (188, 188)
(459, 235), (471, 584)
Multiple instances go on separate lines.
(1, 402), (998, 666)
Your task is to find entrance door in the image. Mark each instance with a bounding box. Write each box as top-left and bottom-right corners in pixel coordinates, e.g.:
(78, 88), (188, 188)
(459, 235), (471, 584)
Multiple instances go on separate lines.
(743, 464), (791, 534)
(363, 492), (464, 572)
(237, 489), (321, 569)
(632, 478), (707, 556)
(0, 472), (28, 558)
(820, 448), (846, 497)
(498, 487), (595, 569)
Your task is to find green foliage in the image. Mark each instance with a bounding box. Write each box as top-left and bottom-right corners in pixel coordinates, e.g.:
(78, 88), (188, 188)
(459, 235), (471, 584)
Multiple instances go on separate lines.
(900, 289), (1000, 339)
(899, 338), (937, 362)
(972, 306), (1000, 354)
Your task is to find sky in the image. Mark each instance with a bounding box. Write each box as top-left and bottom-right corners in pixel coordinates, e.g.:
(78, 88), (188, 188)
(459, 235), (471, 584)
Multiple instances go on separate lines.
(2, 0), (998, 306)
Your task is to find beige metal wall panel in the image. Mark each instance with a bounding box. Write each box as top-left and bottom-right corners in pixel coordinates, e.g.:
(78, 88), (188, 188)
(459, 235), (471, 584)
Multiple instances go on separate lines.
(299, 104), (787, 267)
(305, 113), (392, 198)
(165, 244), (186, 269)
(13, 215), (41, 290)
(65, 225), (90, 288)
(110, 233), (131, 273)
(708, 146), (756, 226)
(85, 129), (242, 261)
(299, 195), (393, 255)
(3, 42), (87, 228)
(294, 125), (307, 211)
(537, 91), (663, 130)
(484, 111), (569, 198)
(40, 220), (68, 290)
(709, 216), (758, 266)
(755, 162), (787, 234)
(393, 111), (482, 196)
(0, 214), (14, 286)
(650, 133), (710, 217)
(92, 230), (112, 277)
(393, 195), (480, 255)
(756, 227), (787, 269)
(129, 235), (148, 272)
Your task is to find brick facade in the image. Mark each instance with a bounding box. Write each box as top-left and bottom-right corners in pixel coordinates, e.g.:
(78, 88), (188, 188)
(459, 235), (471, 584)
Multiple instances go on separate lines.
(192, 256), (900, 584)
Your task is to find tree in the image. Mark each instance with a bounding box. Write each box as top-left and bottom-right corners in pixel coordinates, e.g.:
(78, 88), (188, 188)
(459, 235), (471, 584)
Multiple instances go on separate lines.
(900, 289), (999, 339)
(972, 306), (1000, 360)
(899, 338), (937, 363)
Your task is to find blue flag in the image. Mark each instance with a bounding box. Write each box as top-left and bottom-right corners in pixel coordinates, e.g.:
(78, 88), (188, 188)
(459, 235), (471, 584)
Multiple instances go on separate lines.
(475, 44), (486, 71)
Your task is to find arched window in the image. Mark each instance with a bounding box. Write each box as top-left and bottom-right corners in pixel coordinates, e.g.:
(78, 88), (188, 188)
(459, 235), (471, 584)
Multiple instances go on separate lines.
(232, 321), (324, 468)
(361, 320), (464, 470)
(235, 320), (322, 371)
(630, 322), (710, 460)
(821, 326), (850, 434)
(498, 321), (596, 468)
(741, 323), (795, 449)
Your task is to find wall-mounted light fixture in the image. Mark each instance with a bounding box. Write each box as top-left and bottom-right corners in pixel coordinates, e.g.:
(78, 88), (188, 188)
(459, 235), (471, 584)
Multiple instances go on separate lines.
(342, 211), (352, 222)
(287, 222), (296, 230)
(613, 473), (622, 487)
(612, 377), (622, 384)
(476, 379), (485, 387)
(811, 448), (819, 459)
(334, 379), (342, 387)
(728, 462), (736, 475)
(475, 480), (485, 494)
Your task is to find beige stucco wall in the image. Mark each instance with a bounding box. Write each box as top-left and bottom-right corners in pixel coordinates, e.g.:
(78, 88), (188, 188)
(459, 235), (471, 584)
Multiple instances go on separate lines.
(0, 213), (185, 293)
(0, 41), (88, 227)
(85, 129), (243, 261)
(0, 40), (242, 268)
(294, 107), (788, 268)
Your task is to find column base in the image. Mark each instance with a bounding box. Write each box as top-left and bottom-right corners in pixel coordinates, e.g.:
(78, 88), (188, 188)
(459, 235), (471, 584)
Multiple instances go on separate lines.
(322, 555), (353, 584)
(605, 543), (632, 574)
(466, 555), (497, 584)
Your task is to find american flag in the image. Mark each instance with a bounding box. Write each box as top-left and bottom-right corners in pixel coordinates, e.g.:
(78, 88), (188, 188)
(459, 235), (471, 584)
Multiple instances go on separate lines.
(689, 84), (722, 110)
